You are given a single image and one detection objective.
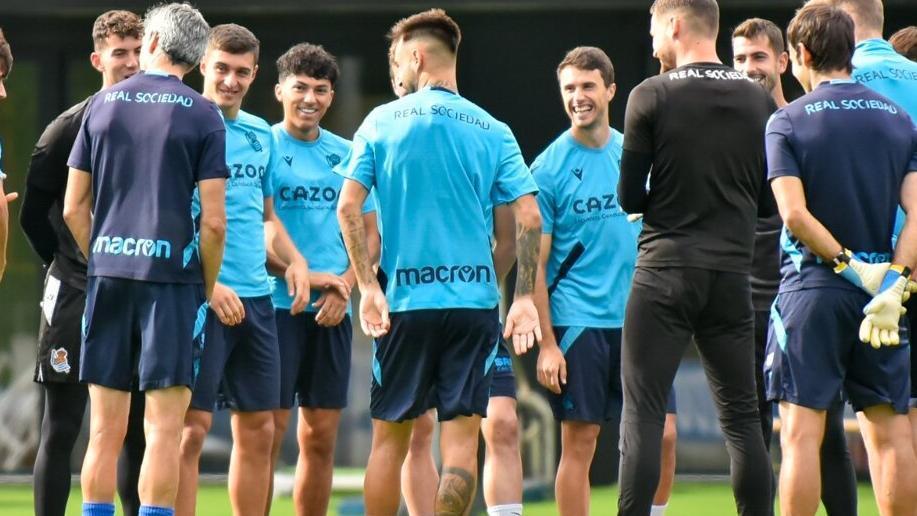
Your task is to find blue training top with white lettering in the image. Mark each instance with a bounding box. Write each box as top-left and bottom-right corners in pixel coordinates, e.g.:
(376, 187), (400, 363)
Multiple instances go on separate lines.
(532, 128), (638, 328)
(270, 125), (374, 312)
(68, 71), (228, 283)
(192, 109), (274, 297)
(852, 38), (917, 242)
(335, 86), (538, 312)
(766, 80), (917, 293)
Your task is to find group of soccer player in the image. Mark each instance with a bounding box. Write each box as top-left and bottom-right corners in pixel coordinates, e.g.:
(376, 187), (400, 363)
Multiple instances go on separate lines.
(0, 0), (914, 515)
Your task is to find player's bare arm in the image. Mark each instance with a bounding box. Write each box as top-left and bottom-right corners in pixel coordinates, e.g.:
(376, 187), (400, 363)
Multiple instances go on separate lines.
(263, 197), (310, 314)
(197, 177), (227, 301)
(770, 176), (845, 262)
(492, 204), (516, 281)
(338, 178), (389, 337)
(62, 168), (93, 259)
(532, 233), (566, 393)
(504, 193), (542, 352)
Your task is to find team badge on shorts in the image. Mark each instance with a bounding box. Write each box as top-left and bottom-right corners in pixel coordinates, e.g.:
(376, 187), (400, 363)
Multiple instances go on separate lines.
(49, 347), (71, 374)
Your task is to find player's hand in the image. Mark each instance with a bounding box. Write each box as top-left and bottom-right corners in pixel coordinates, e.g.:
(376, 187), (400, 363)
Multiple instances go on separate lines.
(310, 272), (351, 300)
(626, 213), (643, 223)
(902, 278), (917, 303)
(4, 192), (18, 203)
(210, 282), (245, 326)
(834, 251), (890, 295)
(536, 342), (567, 394)
(504, 295), (542, 355)
(314, 288), (347, 327)
(285, 258), (310, 315)
(358, 284), (390, 338)
(859, 273), (908, 348)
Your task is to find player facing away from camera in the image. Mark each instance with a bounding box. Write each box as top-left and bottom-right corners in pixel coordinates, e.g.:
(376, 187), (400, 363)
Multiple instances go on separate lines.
(530, 46), (677, 516)
(21, 11), (147, 516)
(336, 9), (543, 515)
(616, 1), (777, 514)
(390, 49), (525, 516)
(818, 0), (917, 459)
(732, 17), (859, 516)
(63, 4), (226, 516)
(265, 42), (379, 516)
(765, 4), (917, 515)
(175, 24), (309, 516)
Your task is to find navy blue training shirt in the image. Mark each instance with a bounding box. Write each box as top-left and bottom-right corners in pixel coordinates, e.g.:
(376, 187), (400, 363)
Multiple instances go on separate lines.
(766, 80), (917, 293)
(68, 71), (229, 284)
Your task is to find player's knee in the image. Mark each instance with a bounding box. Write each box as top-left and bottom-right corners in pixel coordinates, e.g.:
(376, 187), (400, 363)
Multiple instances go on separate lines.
(562, 424), (600, 458)
(236, 413), (275, 454)
(298, 417), (340, 460)
(483, 410), (520, 453)
(181, 423), (207, 457)
(409, 427), (434, 454)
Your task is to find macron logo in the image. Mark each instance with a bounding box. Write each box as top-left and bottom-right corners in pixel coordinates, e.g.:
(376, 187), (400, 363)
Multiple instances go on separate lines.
(395, 264), (493, 287)
(283, 156), (293, 166)
(572, 168), (583, 180)
(92, 235), (172, 259)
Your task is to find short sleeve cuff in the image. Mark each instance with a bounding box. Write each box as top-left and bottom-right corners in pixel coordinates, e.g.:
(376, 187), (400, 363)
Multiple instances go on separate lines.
(767, 168), (802, 181)
(493, 185), (539, 206)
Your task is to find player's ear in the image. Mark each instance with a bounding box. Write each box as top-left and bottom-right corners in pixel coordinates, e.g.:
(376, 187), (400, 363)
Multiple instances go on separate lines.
(606, 82), (617, 102)
(90, 52), (103, 73)
(777, 51), (789, 74)
(250, 63), (259, 81)
(274, 82), (283, 102)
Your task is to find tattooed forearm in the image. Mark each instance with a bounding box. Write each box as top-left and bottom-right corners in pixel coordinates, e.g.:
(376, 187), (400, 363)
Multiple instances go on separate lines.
(515, 223), (540, 296)
(339, 206), (379, 290)
(435, 467), (476, 516)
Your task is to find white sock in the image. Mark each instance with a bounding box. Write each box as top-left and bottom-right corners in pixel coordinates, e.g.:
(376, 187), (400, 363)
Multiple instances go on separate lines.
(650, 504), (668, 516)
(487, 503), (523, 516)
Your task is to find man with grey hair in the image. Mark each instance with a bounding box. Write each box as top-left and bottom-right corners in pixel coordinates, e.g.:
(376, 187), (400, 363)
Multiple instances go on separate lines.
(63, 4), (226, 516)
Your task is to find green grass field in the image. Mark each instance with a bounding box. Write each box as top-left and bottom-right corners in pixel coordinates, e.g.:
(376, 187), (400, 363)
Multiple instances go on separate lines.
(0, 482), (880, 515)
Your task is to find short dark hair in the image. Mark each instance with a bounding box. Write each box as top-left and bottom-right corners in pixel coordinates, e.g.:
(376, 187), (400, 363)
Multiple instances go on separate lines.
(787, 2), (855, 73)
(276, 43), (339, 86)
(92, 10), (143, 51)
(387, 9), (462, 55)
(208, 24), (260, 63)
(556, 46), (615, 87)
(819, 0), (883, 35)
(733, 18), (785, 56)
(890, 26), (917, 62)
(0, 28), (11, 76)
(650, 0), (720, 38)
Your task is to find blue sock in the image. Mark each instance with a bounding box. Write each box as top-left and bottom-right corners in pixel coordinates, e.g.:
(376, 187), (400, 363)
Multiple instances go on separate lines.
(139, 506), (175, 516)
(82, 502), (115, 516)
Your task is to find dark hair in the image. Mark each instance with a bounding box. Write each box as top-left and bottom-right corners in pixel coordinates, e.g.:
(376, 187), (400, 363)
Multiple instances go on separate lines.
(387, 9), (462, 55)
(208, 24), (260, 63)
(650, 0), (719, 38)
(733, 18), (785, 56)
(276, 43), (339, 86)
(92, 10), (143, 51)
(0, 28), (11, 75)
(819, 0), (883, 35)
(787, 3), (854, 73)
(890, 26), (917, 62)
(556, 46), (615, 87)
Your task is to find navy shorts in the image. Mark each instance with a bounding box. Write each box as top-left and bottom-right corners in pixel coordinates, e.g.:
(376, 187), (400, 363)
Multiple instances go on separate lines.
(490, 340), (516, 399)
(372, 307), (500, 422)
(548, 327), (675, 423)
(277, 310), (352, 410)
(190, 296), (280, 412)
(80, 276), (206, 391)
(766, 289), (911, 414)
(906, 299), (917, 408)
